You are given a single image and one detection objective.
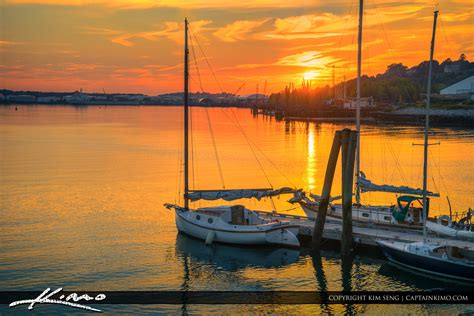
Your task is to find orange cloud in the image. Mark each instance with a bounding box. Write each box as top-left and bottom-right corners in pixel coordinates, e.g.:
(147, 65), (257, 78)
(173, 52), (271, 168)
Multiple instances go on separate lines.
(3, 0), (325, 9)
(277, 51), (340, 68)
(106, 20), (213, 47)
(0, 40), (24, 46)
(214, 18), (270, 42)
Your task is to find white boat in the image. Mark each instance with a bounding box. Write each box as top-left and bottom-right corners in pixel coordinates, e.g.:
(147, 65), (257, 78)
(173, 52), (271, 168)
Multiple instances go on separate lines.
(176, 206), (299, 247)
(166, 204), (300, 247)
(298, 194), (433, 229)
(164, 19), (301, 249)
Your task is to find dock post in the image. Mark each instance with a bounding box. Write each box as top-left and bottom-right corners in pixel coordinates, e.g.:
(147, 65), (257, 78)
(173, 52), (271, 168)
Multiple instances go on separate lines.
(311, 130), (342, 250)
(341, 129), (358, 257)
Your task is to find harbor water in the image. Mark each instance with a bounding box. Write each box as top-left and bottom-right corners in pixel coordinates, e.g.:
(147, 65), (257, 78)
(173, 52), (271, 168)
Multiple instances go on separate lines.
(1, 105), (473, 314)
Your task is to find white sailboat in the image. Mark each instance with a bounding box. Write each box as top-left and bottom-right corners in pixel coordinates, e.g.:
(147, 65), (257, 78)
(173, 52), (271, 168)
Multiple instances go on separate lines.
(164, 18), (301, 248)
(377, 10), (474, 282)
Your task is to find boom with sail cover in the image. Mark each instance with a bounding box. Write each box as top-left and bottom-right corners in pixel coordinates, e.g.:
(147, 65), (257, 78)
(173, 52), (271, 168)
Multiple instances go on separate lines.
(188, 187), (300, 202)
(358, 172), (439, 197)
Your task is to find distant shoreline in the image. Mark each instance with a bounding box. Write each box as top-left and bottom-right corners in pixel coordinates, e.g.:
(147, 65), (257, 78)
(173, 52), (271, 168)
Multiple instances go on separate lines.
(3, 103), (473, 128)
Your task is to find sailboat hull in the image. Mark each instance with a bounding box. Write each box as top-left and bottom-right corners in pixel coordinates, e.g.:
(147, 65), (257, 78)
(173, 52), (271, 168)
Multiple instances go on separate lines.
(376, 240), (474, 281)
(300, 201), (422, 228)
(175, 209), (300, 248)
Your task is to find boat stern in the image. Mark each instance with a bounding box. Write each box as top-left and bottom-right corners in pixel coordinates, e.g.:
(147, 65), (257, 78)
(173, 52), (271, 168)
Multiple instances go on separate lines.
(265, 226), (300, 248)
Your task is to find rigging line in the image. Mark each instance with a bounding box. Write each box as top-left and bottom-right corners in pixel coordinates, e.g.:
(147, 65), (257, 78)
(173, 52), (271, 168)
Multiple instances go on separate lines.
(269, 196), (278, 212)
(176, 141), (183, 205)
(189, 33), (204, 92)
(410, 142), (414, 187)
(188, 23), (224, 92)
(335, 0), (356, 77)
(220, 108), (273, 188)
(429, 146), (451, 198)
(372, 0), (395, 60)
(387, 139), (409, 185)
(438, 13), (455, 59)
(205, 107), (226, 189)
(235, 111), (296, 188)
(190, 105), (196, 190)
(227, 108), (273, 188)
(364, 12), (372, 77)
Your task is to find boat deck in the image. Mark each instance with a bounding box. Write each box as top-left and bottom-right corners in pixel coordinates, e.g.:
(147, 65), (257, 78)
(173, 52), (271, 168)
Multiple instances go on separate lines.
(255, 210), (474, 249)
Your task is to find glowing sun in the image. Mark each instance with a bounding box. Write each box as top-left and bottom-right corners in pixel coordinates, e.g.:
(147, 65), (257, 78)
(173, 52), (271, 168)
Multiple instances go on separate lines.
(302, 71), (320, 80)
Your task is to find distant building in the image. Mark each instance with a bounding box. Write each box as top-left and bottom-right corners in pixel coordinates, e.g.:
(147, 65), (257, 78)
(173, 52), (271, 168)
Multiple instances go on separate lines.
(38, 96), (61, 103)
(443, 63), (461, 73)
(440, 76), (474, 100)
(239, 94), (268, 101)
(6, 94), (36, 103)
(343, 97), (376, 109)
(65, 91), (90, 105)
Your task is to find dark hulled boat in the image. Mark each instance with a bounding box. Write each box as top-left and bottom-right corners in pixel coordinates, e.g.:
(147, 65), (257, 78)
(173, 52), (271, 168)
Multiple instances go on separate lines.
(376, 240), (474, 281)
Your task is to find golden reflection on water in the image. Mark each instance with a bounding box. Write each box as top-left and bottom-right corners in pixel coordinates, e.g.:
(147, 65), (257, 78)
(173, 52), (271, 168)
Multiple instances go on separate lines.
(0, 106), (473, 314)
(306, 124), (317, 192)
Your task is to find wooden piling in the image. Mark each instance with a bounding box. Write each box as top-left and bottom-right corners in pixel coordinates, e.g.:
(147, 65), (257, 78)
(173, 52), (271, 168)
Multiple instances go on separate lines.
(311, 130), (342, 250)
(341, 129), (358, 257)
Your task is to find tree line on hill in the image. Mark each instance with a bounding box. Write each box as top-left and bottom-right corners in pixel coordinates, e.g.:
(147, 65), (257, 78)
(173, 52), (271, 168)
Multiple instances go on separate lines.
(267, 54), (474, 113)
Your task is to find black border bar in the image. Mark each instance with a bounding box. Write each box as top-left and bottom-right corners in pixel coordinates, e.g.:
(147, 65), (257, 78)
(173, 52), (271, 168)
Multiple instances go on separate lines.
(1, 291), (473, 305)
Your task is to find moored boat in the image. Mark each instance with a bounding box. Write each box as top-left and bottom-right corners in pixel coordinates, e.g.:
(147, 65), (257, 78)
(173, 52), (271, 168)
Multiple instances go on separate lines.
(165, 18), (301, 249)
(166, 204), (300, 248)
(376, 240), (474, 281)
(377, 9), (474, 282)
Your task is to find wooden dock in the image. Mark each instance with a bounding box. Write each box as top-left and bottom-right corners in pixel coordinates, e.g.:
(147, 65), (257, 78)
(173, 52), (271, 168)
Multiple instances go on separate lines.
(255, 210), (474, 249)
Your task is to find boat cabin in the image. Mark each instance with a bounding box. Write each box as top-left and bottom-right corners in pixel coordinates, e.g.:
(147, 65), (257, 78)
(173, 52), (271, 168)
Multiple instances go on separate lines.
(196, 205), (270, 225)
(392, 195), (428, 224)
(407, 242), (474, 263)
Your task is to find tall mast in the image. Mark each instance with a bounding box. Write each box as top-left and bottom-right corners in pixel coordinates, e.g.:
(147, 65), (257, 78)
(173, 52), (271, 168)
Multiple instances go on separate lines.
(422, 10), (438, 241)
(184, 18), (190, 210)
(355, 0), (363, 205)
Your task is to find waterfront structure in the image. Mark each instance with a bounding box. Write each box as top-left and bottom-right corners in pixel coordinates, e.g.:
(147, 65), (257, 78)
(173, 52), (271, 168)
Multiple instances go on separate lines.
(440, 75), (474, 100)
(6, 94), (36, 103)
(343, 97), (376, 109)
(37, 96), (61, 103)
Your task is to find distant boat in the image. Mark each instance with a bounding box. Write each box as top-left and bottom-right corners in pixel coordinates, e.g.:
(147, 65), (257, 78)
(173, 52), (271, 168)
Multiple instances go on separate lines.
(377, 10), (474, 281)
(164, 18), (300, 248)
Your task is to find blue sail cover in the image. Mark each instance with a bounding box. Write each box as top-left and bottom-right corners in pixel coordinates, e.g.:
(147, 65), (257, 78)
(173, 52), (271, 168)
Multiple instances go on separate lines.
(188, 187), (300, 202)
(358, 173), (439, 197)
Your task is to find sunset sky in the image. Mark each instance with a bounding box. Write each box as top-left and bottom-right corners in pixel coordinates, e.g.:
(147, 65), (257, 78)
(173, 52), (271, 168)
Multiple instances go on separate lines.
(0, 0), (472, 95)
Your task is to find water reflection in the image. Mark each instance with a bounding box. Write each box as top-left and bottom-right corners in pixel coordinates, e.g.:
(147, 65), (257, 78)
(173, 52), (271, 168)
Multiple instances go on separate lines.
(378, 262), (474, 291)
(307, 126), (317, 191)
(175, 233), (300, 271)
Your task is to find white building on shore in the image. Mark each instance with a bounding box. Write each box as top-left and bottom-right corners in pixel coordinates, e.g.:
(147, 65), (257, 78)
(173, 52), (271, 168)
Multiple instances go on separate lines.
(440, 75), (474, 100)
(343, 97), (376, 109)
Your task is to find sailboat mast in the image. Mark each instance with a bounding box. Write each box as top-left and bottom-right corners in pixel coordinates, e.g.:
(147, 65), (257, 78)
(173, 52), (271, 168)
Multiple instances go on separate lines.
(184, 18), (190, 210)
(422, 10), (438, 241)
(355, 0), (363, 205)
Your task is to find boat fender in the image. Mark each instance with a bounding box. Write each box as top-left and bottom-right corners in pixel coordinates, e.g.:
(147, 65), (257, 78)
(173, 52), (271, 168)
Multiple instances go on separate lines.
(205, 231), (215, 246)
(437, 215), (452, 227)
